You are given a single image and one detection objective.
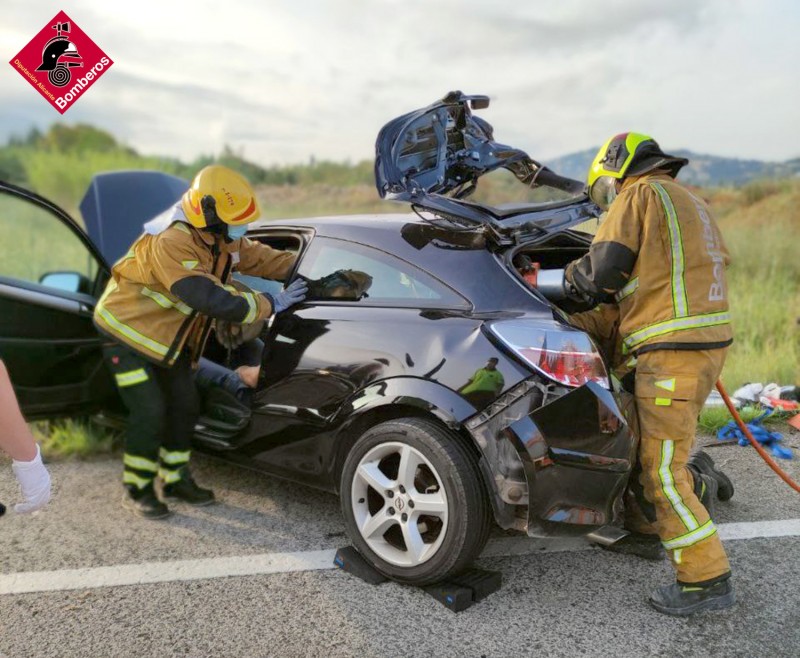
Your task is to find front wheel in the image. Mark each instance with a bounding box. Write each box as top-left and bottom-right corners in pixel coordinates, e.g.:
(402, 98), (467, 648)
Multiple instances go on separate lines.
(340, 418), (491, 585)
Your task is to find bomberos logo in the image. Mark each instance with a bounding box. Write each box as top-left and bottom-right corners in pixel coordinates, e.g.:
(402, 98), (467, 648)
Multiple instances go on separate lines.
(9, 10), (113, 114)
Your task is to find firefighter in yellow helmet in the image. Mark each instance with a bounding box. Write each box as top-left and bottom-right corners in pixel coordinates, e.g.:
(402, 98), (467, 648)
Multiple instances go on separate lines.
(94, 165), (307, 519)
(562, 133), (735, 616)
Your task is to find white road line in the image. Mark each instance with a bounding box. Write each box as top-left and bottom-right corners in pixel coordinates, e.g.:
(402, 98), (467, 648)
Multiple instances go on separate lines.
(2, 518), (799, 595)
(717, 518), (800, 540)
(0, 550), (336, 596)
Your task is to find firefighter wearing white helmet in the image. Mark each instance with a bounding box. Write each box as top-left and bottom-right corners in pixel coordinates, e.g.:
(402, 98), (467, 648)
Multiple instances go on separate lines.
(94, 165), (307, 519)
(564, 133), (736, 616)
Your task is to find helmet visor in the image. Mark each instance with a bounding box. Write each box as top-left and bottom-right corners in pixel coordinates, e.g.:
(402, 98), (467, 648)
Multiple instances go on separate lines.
(589, 176), (618, 211)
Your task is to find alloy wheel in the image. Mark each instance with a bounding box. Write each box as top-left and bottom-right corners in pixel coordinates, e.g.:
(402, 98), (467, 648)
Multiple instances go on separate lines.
(350, 441), (448, 567)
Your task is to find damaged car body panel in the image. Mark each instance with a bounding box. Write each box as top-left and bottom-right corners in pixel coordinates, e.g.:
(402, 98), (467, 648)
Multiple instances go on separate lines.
(466, 379), (637, 537)
(374, 90), (601, 246)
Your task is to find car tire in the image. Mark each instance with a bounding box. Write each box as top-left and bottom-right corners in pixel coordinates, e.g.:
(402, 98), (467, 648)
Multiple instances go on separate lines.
(340, 417), (491, 586)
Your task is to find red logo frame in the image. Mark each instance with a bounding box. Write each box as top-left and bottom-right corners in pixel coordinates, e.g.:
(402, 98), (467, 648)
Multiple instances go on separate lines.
(9, 10), (113, 114)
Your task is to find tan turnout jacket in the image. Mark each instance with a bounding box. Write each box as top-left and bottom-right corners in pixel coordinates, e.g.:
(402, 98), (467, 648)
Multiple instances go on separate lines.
(94, 221), (295, 365)
(566, 172), (732, 355)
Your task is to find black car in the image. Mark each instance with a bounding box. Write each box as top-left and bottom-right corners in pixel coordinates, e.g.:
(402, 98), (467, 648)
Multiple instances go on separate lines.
(0, 92), (636, 585)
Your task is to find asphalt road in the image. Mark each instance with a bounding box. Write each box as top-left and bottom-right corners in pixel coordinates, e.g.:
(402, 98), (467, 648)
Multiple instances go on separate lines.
(1, 434), (799, 658)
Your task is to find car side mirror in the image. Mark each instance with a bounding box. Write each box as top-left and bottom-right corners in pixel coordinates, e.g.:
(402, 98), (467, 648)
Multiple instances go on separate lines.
(39, 271), (87, 294)
(469, 97), (490, 110)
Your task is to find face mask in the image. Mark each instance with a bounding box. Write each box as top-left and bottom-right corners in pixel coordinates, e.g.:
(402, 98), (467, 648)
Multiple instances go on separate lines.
(589, 176), (619, 211)
(227, 224), (248, 240)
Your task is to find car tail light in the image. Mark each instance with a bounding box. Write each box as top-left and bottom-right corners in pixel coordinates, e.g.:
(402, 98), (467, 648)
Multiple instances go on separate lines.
(488, 320), (610, 389)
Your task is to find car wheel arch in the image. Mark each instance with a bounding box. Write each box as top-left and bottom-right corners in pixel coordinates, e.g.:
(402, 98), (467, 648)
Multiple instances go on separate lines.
(332, 402), (459, 493)
(331, 399), (516, 531)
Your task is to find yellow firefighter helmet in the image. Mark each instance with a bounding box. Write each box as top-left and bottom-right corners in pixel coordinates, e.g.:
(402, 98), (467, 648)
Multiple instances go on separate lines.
(586, 133), (688, 210)
(181, 165), (261, 229)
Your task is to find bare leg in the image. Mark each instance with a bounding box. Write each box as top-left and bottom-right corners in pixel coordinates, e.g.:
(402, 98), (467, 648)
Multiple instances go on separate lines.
(0, 360), (37, 461)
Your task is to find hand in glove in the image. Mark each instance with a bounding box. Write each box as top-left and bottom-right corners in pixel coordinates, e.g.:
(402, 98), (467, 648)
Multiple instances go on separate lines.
(12, 444), (51, 514)
(270, 279), (308, 314)
(216, 318), (265, 350)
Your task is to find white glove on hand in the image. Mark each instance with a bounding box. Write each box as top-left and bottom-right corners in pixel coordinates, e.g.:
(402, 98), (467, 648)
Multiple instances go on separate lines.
(12, 444), (51, 514)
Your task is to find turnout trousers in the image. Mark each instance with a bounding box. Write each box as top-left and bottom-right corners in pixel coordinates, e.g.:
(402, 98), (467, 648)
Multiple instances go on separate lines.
(628, 348), (731, 584)
(102, 343), (200, 490)
(569, 307), (731, 584)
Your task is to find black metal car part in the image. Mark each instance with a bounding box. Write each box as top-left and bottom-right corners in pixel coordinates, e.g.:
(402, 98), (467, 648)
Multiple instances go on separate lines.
(374, 91), (601, 246)
(465, 379), (636, 536)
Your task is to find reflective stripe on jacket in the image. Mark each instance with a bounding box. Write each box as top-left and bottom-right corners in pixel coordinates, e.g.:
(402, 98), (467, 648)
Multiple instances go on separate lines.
(94, 221), (295, 365)
(565, 173), (732, 354)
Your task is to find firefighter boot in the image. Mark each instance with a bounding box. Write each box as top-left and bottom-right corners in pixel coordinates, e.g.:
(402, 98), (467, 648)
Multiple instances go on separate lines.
(122, 484), (170, 520)
(161, 469), (215, 506)
(688, 451), (734, 501)
(693, 473), (719, 520)
(649, 578), (735, 616)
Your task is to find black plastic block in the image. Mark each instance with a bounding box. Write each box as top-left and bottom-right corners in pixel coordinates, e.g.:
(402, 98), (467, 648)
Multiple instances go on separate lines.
(423, 582), (475, 612)
(333, 546), (388, 585)
(424, 568), (503, 612)
(448, 568), (503, 602)
(333, 546), (502, 612)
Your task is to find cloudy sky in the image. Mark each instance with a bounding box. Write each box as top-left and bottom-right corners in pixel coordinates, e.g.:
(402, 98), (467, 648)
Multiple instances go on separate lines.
(2, 0), (798, 166)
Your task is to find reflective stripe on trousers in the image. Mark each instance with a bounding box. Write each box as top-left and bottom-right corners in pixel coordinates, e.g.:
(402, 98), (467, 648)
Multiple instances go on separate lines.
(115, 368), (149, 387)
(159, 447), (191, 484)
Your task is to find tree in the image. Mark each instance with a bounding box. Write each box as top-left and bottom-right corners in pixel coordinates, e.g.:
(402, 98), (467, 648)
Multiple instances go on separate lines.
(40, 123), (119, 153)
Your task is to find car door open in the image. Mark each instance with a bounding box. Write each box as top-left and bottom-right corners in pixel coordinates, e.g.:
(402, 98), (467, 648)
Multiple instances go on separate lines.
(0, 180), (116, 418)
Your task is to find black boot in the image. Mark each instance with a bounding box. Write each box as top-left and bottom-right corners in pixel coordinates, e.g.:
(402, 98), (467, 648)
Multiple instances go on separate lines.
(695, 473), (718, 520)
(122, 484), (170, 519)
(161, 469), (215, 506)
(688, 451), (734, 501)
(649, 578), (735, 616)
(601, 532), (665, 561)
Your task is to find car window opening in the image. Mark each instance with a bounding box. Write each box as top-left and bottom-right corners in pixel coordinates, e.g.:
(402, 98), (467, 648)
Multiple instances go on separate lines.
(297, 237), (468, 309)
(196, 232), (304, 413)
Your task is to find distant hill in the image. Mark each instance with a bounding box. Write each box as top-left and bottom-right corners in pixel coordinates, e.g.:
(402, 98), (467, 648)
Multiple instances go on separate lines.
(545, 148), (800, 187)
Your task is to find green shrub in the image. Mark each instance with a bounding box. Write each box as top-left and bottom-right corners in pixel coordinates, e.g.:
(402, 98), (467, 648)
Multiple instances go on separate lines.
(740, 179), (790, 206)
(33, 419), (119, 460)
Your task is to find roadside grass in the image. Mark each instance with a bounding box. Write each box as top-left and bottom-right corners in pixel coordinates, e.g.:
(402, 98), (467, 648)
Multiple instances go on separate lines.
(1, 193), (98, 284)
(706, 180), (800, 391)
(33, 419), (120, 460)
(697, 404), (791, 434)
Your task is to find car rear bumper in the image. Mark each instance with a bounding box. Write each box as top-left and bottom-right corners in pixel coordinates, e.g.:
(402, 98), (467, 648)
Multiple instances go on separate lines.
(465, 379), (638, 536)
